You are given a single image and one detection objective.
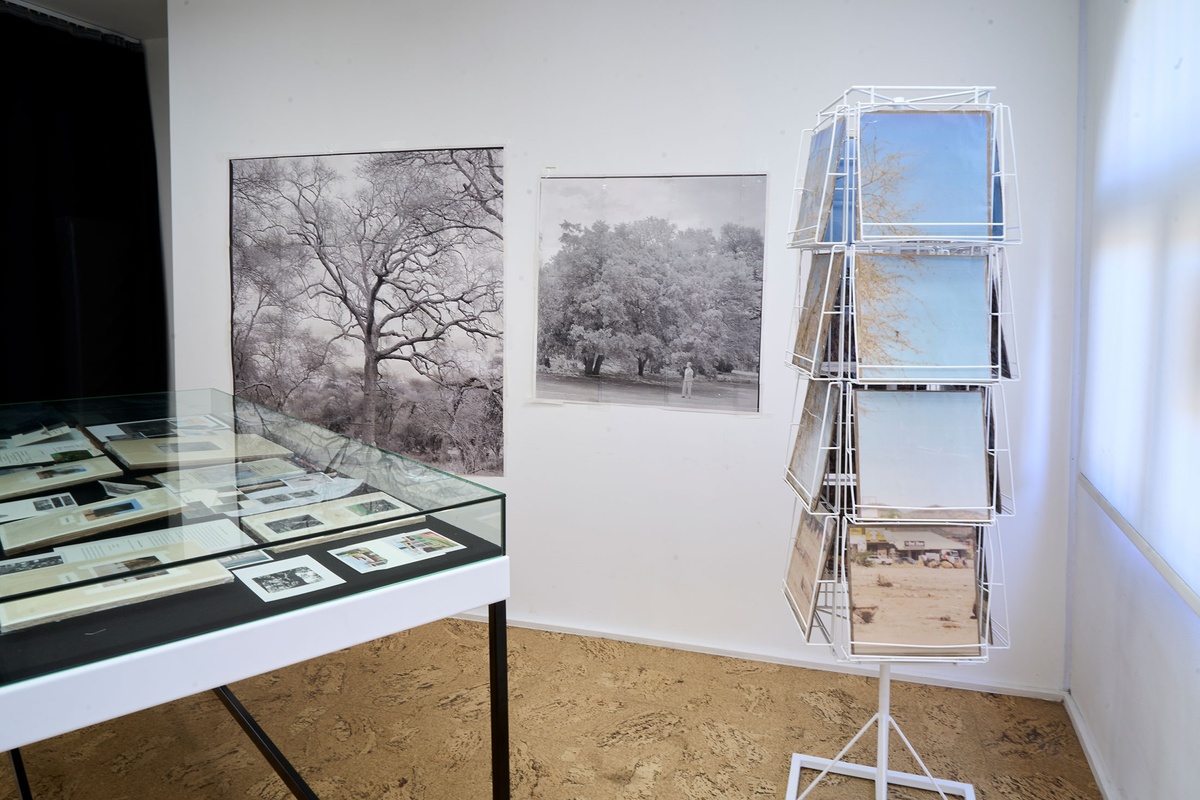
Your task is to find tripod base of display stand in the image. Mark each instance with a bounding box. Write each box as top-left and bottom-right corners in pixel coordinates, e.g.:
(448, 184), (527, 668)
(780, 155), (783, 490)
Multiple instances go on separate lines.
(785, 753), (976, 799)
(783, 665), (976, 800)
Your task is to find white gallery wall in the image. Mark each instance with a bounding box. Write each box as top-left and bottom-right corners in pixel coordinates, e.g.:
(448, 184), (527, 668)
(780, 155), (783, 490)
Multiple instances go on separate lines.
(1071, 0), (1200, 797)
(167, 0), (1080, 695)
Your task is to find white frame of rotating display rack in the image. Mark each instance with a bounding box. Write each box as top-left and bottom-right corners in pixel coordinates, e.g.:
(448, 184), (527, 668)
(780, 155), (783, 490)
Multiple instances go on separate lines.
(781, 86), (1021, 800)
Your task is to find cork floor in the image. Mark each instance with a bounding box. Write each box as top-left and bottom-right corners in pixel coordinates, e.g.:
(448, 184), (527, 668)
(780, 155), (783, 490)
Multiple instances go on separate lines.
(1, 618), (1101, 799)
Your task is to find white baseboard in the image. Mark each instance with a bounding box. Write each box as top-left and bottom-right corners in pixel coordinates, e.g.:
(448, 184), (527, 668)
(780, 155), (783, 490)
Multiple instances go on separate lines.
(1063, 691), (1121, 800)
(457, 610), (1064, 702)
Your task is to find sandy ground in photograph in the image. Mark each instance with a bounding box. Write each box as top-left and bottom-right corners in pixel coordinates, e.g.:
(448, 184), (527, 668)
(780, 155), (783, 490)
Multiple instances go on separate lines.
(850, 562), (979, 656)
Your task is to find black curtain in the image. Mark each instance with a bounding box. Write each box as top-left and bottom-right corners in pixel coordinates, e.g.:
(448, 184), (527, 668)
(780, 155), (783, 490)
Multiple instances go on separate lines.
(0, 6), (168, 405)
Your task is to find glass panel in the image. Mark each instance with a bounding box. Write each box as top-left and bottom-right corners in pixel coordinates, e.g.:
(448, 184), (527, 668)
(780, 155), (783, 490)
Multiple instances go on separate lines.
(0, 389), (504, 645)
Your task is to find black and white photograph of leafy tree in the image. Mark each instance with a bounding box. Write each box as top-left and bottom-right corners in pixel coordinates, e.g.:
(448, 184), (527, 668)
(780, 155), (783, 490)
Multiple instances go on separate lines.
(231, 148), (504, 475)
(536, 175), (766, 412)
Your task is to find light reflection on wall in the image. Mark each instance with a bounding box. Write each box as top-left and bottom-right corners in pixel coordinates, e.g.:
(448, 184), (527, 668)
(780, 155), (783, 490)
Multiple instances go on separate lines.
(1080, 0), (1200, 597)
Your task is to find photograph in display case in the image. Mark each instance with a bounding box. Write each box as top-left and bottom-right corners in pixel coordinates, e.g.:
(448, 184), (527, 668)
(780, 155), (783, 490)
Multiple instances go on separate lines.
(0, 488), (184, 555)
(852, 388), (989, 521)
(242, 491), (420, 543)
(105, 430), (292, 471)
(854, 253), (991, 382)
(87, 414), (230, 443)
(0, 492), (77, 523)
(0, 541), (232, 632)
(233, 554), (345, 602)
(535, 174), (766, 413)
(846, 525), (982, 658)
(857, 110), (993, 240)
(0, 429), (103, 470)
(782, 506), (835, 639)
(791, 250), (844, 375)
(0, 455), (124, 501)
(153, 457), (308, 493)
(329, 527), (465, 574)
(785, 380), (840, 510)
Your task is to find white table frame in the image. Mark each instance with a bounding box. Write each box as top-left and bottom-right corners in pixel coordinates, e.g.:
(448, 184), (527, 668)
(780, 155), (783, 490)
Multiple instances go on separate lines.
(0, 555), (510, 798)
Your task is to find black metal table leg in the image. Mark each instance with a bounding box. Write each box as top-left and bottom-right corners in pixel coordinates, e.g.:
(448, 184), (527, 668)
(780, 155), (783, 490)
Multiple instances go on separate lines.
(212, 685), (319, 800)
(8, 748), (33, 800)
(488, 600), (510, 800)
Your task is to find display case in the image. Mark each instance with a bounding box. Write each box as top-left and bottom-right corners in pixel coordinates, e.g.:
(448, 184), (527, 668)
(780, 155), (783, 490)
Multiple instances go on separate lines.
(0, 389), (509, 799)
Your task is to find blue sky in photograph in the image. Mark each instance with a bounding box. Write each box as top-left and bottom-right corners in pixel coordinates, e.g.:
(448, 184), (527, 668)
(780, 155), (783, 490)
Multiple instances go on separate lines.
(855, 389), (988, 514)
(855, 254), (990, 381)
(858, 111), (991, 236)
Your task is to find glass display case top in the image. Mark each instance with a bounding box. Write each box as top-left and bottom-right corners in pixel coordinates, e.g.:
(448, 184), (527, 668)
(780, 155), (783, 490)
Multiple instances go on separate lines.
(0, 389), (504, 644)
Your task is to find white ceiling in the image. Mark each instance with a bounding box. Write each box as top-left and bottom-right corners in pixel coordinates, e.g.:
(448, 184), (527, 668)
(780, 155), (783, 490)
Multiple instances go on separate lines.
(20, 0), (167, 40)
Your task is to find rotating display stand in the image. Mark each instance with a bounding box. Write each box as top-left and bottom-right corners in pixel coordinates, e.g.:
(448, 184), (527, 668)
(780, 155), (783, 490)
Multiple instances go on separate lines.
(781, 87), (1021, 799)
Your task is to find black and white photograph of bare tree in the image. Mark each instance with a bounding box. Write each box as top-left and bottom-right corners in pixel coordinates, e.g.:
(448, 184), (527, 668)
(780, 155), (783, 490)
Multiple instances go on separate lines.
(536, 175), (766, 412)
(231, 148), (504, 475)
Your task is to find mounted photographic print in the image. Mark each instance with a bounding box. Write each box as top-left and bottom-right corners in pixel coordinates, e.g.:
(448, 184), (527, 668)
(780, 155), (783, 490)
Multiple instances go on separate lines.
(783, 506), (835, 639)
(0, 488), (184, 555)
(329, 527), (464, 574)
(234, 554), (345, 603)
(854, 253), (991, 382)
(857, 110), (993, 241)
(231, 148), (504, 475)
(241, 491), (419, 544)
(852, 389), (990, 522)
(846, 524), (982, 658)
(785, 380), (840, 510)
(0, 455), (122, 502)
(536, 174), (766, 412)
(0, 541), (232, 632)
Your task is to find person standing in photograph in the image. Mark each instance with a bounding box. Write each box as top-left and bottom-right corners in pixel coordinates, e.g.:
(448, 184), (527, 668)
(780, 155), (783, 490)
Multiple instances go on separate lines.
(682, 362), (695, 398)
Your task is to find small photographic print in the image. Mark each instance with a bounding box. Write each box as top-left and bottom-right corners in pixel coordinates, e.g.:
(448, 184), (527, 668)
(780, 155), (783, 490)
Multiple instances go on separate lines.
(83, 499), (142, 521)
(390, 530), (463, 554)
(37, 465), (86, 479)
(253, 566), (325, 594)
(0, 553), (66, 575)
(95, 555), (167, 584)
(33, 495), (74, 512)
(265, 514), (322, 534)
(329, 527), (464, 574)
(119, 420), (176, 438)
(235, 555), (346, 602)
(333, 547), (389, 569)
(49, 449), (93, 464)
(347, 498), (398, 516)
(156, 441), (221, 454)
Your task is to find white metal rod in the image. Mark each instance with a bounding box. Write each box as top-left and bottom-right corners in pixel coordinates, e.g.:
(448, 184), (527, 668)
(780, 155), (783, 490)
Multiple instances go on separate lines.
(877, 664), (891, 800)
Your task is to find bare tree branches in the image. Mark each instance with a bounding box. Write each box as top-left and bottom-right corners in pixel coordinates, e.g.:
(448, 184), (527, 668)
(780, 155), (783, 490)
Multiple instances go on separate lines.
(231, 148), (505, 473)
